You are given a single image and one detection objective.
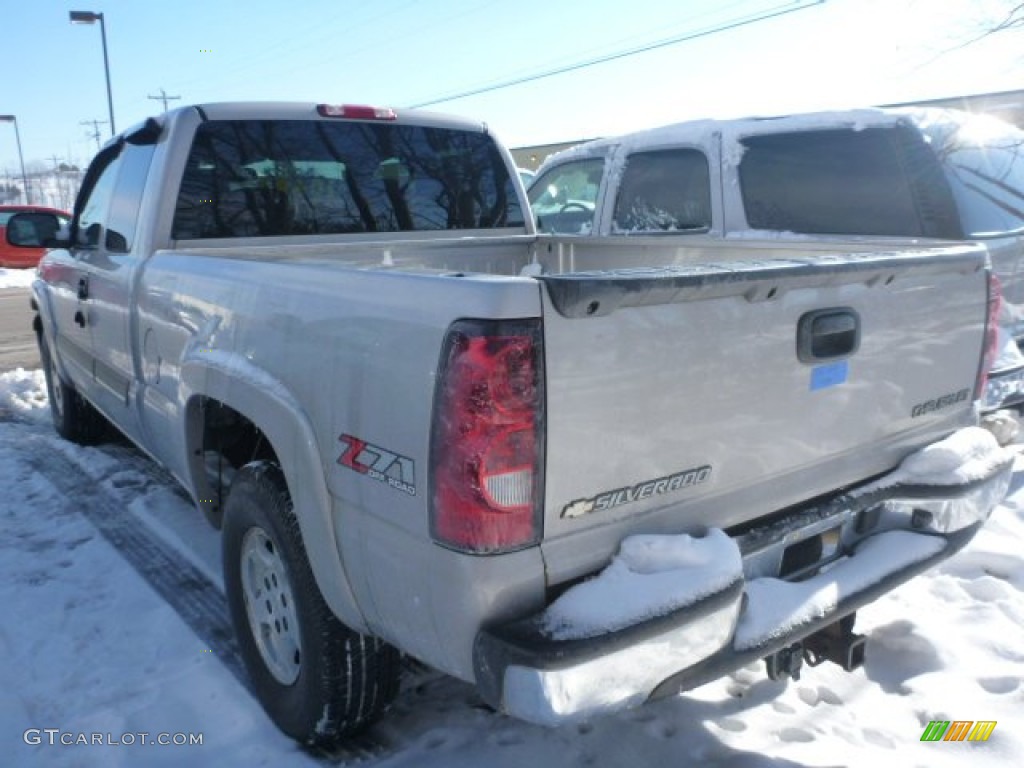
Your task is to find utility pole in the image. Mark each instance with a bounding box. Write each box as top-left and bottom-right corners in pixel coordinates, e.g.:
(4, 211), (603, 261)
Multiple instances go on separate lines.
(0, 115), (30, 204)
(51, 155), (61, 209)
(69, 11), (116, 136)
(51, 154), (73, 210)
(80, 119), (108, 152)
(148, 87), (181, 112)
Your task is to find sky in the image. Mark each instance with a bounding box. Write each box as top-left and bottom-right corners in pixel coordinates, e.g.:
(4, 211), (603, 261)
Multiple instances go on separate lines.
(1, 0), (1022, 176)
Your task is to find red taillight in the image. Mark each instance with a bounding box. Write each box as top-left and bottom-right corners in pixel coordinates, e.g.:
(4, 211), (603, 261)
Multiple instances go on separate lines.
(316, 104), (397, 120)
(976, 272), (1003, 399)
(430, 319), (544, 553)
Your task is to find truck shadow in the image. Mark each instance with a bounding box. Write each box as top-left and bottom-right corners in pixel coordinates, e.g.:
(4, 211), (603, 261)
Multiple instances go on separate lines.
(330, 666), (846, 767)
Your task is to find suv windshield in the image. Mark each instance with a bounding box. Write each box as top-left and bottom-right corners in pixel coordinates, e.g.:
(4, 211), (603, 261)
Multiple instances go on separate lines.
(923, 115), (1024, 238)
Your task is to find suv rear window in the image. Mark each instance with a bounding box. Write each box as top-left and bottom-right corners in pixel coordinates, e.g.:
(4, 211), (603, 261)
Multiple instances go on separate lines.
(173, 119), (524, 239)
(738, 126), (961, 238)
(926, 118), (1024, 238)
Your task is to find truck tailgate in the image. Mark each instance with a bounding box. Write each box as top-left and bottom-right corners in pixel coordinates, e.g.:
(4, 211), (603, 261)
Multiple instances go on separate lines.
(536, 244), (988, 582)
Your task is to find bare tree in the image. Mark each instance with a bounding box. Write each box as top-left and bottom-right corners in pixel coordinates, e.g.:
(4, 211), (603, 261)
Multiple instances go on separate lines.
(955, 1), (1024, 48)
(987, 1), (1024, 33)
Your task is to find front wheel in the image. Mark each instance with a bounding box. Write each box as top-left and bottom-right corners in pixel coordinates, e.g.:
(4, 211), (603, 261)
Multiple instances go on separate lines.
(222, 462), (401, 746)
(38, 331), (106, 444)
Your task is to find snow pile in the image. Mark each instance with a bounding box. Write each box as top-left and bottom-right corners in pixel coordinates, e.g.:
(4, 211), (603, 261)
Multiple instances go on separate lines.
(735, 530), (947, 650)
(0, 267), (36, 288)
(0, 368), (48, 422)
(982, 409), (1021, 446)
(541, 529), (742, 641)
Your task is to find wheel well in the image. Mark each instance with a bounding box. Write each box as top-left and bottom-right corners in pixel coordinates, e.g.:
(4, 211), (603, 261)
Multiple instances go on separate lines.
(189, 397), (280, 528)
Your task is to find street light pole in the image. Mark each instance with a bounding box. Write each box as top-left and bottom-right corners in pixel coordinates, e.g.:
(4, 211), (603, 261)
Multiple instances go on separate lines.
(70, 10), (116, 137)
(0, 115), (31, 204)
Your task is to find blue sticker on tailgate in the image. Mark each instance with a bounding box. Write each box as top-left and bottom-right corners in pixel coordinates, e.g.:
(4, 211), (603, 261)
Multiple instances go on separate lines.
(810, 360), (848, 391)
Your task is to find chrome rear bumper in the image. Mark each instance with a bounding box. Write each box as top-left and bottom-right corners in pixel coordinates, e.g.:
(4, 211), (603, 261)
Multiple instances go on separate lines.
(473, 430), (1014, 726)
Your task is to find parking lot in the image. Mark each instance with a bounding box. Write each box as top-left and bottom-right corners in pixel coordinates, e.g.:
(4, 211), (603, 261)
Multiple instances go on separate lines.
(0, 287), (39, 372)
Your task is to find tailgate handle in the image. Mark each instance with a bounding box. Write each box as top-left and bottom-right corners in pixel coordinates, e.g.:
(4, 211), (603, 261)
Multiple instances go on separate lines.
(797, 308), (860, 363)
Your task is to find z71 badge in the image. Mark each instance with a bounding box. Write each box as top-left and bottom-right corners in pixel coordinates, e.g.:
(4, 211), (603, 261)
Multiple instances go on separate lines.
(561, 465), (712, 519)
(338, 434), (416, 496)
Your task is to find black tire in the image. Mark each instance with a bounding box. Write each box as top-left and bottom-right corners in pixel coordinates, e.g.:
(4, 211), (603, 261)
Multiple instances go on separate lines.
(38, 331), (107, 444)
(223, 462), (401, 746)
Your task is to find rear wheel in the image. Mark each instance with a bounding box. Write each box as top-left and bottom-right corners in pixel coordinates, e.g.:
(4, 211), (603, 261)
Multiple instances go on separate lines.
(38, 332), (106, 444)
(223, 462), (401, 746)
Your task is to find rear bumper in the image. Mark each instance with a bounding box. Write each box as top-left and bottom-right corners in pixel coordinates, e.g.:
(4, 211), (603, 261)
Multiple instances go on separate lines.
(473, 431), (1014, 726)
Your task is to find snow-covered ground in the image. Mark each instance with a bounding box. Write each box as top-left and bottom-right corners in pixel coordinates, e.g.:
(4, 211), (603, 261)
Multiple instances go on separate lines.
(2, 367), (1023, 767)
(0, 268), (36, 289)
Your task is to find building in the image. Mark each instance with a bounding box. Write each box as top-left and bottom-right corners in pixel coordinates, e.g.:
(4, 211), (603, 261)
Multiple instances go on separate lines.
(508, 140), (594, 173)
(883, 87), (1024, 129)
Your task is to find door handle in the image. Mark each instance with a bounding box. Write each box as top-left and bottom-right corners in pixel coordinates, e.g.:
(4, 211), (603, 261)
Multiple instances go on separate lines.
(797, 308), (860, 362)
(77, 276), (89, 301)
(74, 310), (86, 328)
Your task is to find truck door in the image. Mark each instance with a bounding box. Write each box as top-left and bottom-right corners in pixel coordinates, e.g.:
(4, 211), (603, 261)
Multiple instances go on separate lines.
(42, 245), (94, 394)
(68, 136), (156, 445)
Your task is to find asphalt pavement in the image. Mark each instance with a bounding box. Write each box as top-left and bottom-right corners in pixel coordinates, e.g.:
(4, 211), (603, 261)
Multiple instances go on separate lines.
(0, 288), (38, 372)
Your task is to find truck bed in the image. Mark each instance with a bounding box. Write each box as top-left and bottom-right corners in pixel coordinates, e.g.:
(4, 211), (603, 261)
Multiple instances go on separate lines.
(158, 234), (988, 596)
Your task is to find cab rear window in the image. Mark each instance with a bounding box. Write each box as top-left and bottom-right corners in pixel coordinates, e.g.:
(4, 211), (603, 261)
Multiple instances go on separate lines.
(173, 119), (524, 239)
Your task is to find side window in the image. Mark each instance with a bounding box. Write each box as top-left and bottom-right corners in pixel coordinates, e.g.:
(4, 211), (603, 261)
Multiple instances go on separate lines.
(738, 126), (960, 238)
(76, 150), (123, 248)
(528, 158), (603, 234)
(612, 149), (711, 233)
(105, 143), (156, 252)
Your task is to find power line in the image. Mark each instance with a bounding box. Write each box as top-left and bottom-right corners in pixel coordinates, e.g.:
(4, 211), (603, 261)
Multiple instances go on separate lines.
(148, 87), (181, 112)
(160, 0), (423, 95)
(406, 0), (826, 109)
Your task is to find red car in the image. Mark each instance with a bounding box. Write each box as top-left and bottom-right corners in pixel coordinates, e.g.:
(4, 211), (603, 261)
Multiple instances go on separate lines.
(0, 205), (71, 268)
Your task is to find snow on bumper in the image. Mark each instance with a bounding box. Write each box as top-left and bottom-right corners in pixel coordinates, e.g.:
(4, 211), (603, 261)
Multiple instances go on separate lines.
(473, 428), (1014, 726)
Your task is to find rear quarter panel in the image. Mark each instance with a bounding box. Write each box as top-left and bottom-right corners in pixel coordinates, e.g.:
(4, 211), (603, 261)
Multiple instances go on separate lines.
(135, 248), (548, 673)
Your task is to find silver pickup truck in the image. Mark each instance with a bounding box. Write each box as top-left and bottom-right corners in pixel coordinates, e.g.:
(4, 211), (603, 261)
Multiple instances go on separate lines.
(529, 107), (1024, 414)
(7, 102), (1014, 746)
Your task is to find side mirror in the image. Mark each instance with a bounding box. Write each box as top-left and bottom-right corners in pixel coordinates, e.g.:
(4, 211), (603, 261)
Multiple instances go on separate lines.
(4, 212), (70, 249)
